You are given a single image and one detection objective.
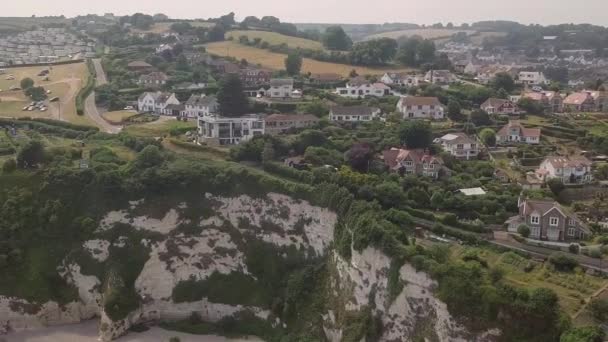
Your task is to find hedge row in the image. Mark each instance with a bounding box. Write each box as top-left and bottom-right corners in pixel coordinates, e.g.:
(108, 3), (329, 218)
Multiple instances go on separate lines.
(262, 161), (314, 184)
(75, 60), (96, 115)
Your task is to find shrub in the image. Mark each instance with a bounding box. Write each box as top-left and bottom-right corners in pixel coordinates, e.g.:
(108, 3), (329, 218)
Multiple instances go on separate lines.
(548, 253), (579, 272)
(588, 247), (602, 259)
(517, 224), (531, 238)
(75, 60), (96, 115)
(568, 244), (579, 254)
(589, 298), (608, 322)
(2, 158), (17, 173)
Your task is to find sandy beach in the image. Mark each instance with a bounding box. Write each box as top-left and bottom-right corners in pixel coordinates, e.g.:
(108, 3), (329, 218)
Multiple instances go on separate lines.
(2, 320), (263, 342)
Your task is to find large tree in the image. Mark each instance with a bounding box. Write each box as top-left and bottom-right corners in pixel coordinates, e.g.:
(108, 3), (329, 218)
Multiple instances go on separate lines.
(285, 52), (303, 76)
(399, 121), (433, 149)
(349, 38), (398, 66)
(20, 78), (34, 90)
(322, 26), (352, 51)
(491, 72), (515, 92)
(396, 37), (436, 67)
(217, 74), (249, 117)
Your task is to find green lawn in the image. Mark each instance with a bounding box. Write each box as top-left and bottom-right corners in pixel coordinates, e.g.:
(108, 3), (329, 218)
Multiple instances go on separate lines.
(123, 119), (196, 137)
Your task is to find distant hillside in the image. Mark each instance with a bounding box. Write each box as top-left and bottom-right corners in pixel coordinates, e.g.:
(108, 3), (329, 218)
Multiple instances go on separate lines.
(364, 28), (477, 41)
(226, 30), (324, 50)
(0, 17), (68, 34)
(295, 22), (419, 41)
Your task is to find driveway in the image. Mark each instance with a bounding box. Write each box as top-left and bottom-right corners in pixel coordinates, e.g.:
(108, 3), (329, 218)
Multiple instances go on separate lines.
(92, 58), (108, 86)
(85, 58), (120, 133)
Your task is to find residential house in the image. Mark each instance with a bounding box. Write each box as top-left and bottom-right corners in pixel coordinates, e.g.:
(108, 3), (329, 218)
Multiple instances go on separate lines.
(481, 98), (520, 116)
(522, 91), (563, 113)
(464, 61), (480, 75)
(137, 91), (180, 114)
(208, 60), (240, 74)
(265, 114), (320, 135)
(496, 120), (541, 145)
(587, 90), (608, 112)
(536, 155), (594, 184)
(506, 197), (590, 241)
(198, 114), (265, 146)
(127, 61), (153, 72)
(184, 94), (218, 118)
(380, 72), (421, 87)
(163, 103), (185, 116)
(138, 71), (168, 87)
(268, 78), (295, 98)
(563, 91), (597, 112)
(329, 106), (381, 122)
(396, 96), (445, 120)
(424, 70), (456, 84)
(517, 71), (548, 86)
(309, 73), (342, 85)
(240, 68), (271, 86)
(336, 78), (391, 98)
(437, 133), (479, 160)
(382, 148), (446, 179)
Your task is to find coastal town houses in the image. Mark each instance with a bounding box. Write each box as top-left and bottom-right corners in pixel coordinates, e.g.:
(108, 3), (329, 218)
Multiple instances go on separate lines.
(268, 78), (298, 98)
(481, 98), (520, 116)
(535, 155), (594, 184)
(521, 91), (563, 113)
(380, 72), (421, 87)
(329, 105), (381, 122)
(138, 71), (169, 88)
(265, 114), (320, 135)
(496, 120), (541, 145)
(198, 114), (265, 146)
(436, 133), (479, 160)
(517, 71), (549, 86)
(563, 91), (603, 112)
(336, 77), (391, 98)
(137, 91), (180, 114)
(240, 68), (271, 86)
(506, 197), (590, 241)
(424, 70), (456, 84)
(382, 148), (446, 179)
(184, 95), (218, 119)
(397, 96), (445, 120)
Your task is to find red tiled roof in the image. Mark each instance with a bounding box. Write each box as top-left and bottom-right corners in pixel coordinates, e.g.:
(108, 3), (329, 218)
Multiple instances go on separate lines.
(563, 92), (592, 105)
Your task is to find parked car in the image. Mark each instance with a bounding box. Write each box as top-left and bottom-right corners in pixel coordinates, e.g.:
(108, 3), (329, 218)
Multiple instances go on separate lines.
(124, 106), (134, 110)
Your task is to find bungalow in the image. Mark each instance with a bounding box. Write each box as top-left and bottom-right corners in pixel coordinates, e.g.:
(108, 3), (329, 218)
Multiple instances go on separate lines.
(396, 96), (445, 120)
(517, 71), (548, 86)
(137, 91), (180, 114)
(536, 155), (594, 184)
(329, 105), (381, 122)
(496, 120), (541, 145)
(436, 133), (479, 160)
(506, 197), (590, 241)
(127, 61), (153, 72)
(336, 78), (391, 98)
(184, 94), (218, 118)
(265, 114), (320, 135)
(382, 148), (445, 179)
(563, 91), (596, 112)
(481, 98), (520, 116)
(424, 70), (456, 84)
(380, 72), (421, 87)
(138, 71), (168, 87)
(198, 114), (265, 146)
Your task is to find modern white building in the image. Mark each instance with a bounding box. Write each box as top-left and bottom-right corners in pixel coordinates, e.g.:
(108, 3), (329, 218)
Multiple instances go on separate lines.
(329, 106), (381, 122)
(137, 91), (180, 114)
(535, 156), (594, 184)
(380, 72), (421, 87)
(184, 95), (218, 119)
(424, 70), (456, 84)
(336, 79), (391, 98)
(396, 96), (445, 120)
(198, 114), (265, 146)
(436, 133), (479, 160)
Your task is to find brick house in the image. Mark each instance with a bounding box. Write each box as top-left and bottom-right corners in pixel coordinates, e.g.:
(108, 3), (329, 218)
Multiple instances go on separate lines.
(563, 91), (597, 112)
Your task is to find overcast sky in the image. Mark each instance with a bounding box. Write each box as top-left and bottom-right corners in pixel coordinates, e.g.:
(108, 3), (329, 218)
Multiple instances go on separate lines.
(7, 0), (608, 26)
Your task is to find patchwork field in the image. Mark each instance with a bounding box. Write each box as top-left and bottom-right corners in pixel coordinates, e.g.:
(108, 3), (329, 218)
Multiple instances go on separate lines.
(365, 28), (476, 40)
(0, 62), (94, 126)
(205, 41), (413, 76)
(226, 30), (324, 50)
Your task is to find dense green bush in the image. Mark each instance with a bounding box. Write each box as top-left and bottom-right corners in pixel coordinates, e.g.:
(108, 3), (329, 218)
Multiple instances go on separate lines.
(75, 60), (96, 115)
(549, 253), (579, 272)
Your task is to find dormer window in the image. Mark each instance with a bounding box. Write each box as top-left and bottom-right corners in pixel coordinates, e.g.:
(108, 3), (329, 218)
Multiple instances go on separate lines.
(550, 217), (559, 226)
(531, 215), (540, 225)
(569, 218), (576, 226)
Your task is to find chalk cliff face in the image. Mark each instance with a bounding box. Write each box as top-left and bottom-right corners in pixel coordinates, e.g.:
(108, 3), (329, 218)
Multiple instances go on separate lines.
(0, 192), (497, 341)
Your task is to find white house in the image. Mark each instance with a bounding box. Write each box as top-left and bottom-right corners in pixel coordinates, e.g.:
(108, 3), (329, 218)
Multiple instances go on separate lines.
(518, 71), (549, 86)
(184, 94), (218, 119)
(396, 96), (445, 120)
(336, 80), (391, 98)
(424, 70), (456, 84)
(536, 156), (594, 184)
(268, 78), (295, 98)
(436, 133), (479, 160)
(329, 106), (381, 122)
(137, 91), (180, 115)
(380, 72), (421, 87)
(198, 114), (265, 146)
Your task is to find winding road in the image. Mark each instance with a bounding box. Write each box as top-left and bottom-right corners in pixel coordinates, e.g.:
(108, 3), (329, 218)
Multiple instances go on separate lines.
(85, 58), (122, 134)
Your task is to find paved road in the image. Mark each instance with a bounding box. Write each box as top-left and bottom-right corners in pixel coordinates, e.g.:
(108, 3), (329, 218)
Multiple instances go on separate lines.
(85, 58), (121, 133)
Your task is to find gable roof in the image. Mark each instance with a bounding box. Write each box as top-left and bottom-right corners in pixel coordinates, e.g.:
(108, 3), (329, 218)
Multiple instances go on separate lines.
(128, 60), (152, 68)
(399, 96), (442, 107)
(563, 92), (593, 105)
(270, 78), (294, 87)
(497, 120), (541, 138)
(382, 147), (443, 170)
(482, 98), (514, 108)
(542, 155), (592, 168)
(186, 94), (217, 107)
(440, 132), (476, 145)
(330, 105), (379, 116)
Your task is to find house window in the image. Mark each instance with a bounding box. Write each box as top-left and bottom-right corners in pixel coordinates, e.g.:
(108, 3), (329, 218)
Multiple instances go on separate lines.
(568, 228), (575, 237)
(457, 144), (464, 150)
(404, 161), (413, 167)
(569, 218), (576, 226)
(531, 215), (540, 225)
(550, 217), (559, 226)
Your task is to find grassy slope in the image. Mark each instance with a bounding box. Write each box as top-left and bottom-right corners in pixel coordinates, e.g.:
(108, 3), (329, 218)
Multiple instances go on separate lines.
(226, 30), (324, 50)
(101, 110), (138, 124)
(205, 41), (413, 77)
